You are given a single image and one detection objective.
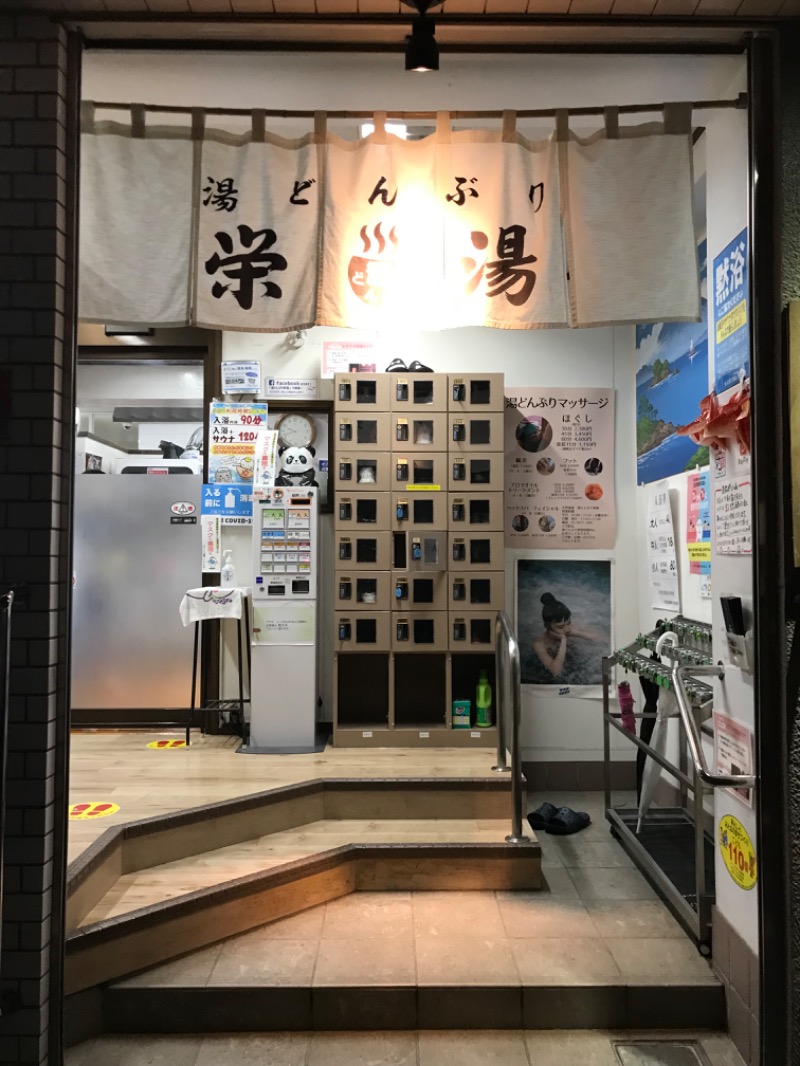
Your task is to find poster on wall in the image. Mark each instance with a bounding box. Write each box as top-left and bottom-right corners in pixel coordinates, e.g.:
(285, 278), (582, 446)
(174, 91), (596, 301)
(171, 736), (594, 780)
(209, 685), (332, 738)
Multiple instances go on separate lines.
(516, 559), (612, 694)
(635, 238), (709, 485)
(322, 339), (376, 378)
(712, 711), (754, 809)
(713, 228), (750, 396)
(686, 469), (712, 598)
(504, 388), (615, 549)
(208, 402), (268, 485)
(646, 485), (680, 612)
(714, 476), (752, 556)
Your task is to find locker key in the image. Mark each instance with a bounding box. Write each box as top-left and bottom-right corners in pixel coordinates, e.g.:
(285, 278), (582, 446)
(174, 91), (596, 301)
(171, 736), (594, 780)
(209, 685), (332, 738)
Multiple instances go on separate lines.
(453, 463), (465, 481)
(452, 423), (466, 442)
(452, 503), (465, 522)
(339, 542), (351, 560)
(338, 622), (351, 640)
(339, 462), (352, 480)
(396, 422), (408, 442)
(338, 581), (351, 600)
(453, 542), (466, 561)
(339, 382), (351, 402)
(396, 382), (408, 402)
(453, 622), (466, 641)
(396, 622), (409, 641)
(396, 461), (408, 481)
(395, 582), (408, 600)
(396, 502), (409, 521)
(453, 383), (466, 402)
(339, 422), (352, 441)
(411, 541), (422, 561)
(452, 582), (466, 601)
(339, 502), (352, 521)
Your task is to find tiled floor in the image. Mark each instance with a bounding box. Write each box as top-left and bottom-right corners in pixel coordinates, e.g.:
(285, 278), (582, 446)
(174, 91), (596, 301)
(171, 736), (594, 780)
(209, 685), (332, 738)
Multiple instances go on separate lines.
(65, 1029), (746, 1066)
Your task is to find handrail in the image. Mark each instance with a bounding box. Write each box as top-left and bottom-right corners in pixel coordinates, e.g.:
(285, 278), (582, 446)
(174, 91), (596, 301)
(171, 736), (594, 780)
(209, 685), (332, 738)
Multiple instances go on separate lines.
(671, 661), (757, 789)
(494, 611), (528, 844)
(0, 590), (14, 971)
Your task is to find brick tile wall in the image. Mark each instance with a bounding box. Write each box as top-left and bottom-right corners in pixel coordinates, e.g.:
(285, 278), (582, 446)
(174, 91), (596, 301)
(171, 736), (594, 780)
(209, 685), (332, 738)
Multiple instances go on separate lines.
(0, 12), (74, 1066)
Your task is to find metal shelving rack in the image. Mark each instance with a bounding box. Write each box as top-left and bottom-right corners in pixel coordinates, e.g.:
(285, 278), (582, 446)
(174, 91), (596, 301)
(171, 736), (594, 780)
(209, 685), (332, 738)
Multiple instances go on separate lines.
(602, 617), (717, 953)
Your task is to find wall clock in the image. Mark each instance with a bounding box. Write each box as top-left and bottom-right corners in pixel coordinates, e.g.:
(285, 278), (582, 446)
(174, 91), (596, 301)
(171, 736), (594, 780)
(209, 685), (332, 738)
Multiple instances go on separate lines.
(275, 410), (317, 449)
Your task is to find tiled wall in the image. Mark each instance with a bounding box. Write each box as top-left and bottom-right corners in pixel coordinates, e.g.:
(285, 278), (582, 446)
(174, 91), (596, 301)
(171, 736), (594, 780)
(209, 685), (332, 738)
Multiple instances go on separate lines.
(712, 907), (759, 1066)
(0, 13), (74, 1066)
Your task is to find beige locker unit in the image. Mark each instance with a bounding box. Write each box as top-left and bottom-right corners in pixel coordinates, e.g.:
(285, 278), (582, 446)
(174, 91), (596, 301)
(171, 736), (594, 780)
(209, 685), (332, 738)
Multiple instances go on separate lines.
(335, 611), (391, 652)
(390, 373), (448, 412)
(336, 531), (392, 571)
(336, 491), (391, 530)
(395, 452), (448, 490)
(336, 570), (392, 611)
(334, 653), (390, 729)
(450, 571), (505, 611)
(449, 412), (505, 453)
(449, 492), (504, 531)
(333, 369), (505, 748)
(392, 490), (449, 531)
(391, 412), (448, 452)
(449, 373), (505, 412)
(335, 372), (391, 411)
(449, 531), (505, 571)
(449, 611), (497, 651)
(449, 453), (503, 492)
(392, 611), (449, 652)
(334, 453), (392, 492)
(336, 412), (392, 452)
(392, 573), (448, 612)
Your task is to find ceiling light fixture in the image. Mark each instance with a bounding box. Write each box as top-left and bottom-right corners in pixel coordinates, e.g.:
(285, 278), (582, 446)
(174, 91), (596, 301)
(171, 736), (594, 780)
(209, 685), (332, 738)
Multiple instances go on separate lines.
(401, 0), (443, 73)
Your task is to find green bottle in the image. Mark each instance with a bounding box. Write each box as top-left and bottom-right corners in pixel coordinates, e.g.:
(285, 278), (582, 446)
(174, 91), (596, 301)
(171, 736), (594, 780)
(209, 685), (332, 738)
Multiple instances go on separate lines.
(476, 670), (492, 728)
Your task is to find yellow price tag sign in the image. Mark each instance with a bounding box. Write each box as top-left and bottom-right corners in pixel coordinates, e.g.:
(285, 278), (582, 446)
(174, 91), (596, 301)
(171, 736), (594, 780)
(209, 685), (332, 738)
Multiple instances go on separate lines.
(719, 814), (757, 890)
(69, 802), (120, 821)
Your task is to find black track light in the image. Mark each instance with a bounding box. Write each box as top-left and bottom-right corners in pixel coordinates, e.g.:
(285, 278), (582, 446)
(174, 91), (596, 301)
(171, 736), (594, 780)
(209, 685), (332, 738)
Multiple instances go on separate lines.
(401, 0), (442, 72)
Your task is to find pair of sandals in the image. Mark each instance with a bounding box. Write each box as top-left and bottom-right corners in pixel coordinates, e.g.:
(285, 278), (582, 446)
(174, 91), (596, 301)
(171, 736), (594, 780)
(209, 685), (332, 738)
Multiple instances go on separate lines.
(386, 358), (433, 373)
(527, 801), (591, 836)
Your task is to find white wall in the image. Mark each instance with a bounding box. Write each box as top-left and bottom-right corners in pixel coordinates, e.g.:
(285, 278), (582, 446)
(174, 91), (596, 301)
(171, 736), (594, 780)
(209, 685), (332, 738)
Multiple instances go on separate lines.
(81, 49), (746, 763)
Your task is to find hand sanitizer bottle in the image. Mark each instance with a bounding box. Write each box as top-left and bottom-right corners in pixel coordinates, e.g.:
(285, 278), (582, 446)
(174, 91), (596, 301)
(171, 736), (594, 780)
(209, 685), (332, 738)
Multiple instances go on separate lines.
(220, 549), (236, 588)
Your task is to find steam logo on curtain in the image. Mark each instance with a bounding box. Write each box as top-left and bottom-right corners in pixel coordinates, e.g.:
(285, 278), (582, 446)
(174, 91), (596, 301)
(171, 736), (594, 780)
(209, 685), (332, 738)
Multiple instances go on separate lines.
(348, 223), (398, 306)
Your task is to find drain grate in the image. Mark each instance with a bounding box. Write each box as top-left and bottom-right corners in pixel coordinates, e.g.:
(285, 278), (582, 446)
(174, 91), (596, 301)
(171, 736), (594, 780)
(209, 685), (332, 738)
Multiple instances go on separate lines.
(614, 1042), (706, 1066)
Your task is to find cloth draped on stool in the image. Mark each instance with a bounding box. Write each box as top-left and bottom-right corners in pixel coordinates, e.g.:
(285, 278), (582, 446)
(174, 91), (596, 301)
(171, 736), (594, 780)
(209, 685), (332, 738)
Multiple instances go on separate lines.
(179, 587), (245, 626)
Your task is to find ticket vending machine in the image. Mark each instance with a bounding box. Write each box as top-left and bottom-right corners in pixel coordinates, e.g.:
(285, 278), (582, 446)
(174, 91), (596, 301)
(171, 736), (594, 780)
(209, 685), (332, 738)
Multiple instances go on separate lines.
(245, 487), (321, 753)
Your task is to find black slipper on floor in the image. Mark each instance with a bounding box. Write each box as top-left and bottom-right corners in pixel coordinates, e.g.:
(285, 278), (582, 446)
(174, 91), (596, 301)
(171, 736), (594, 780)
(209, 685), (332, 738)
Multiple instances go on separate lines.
(545, 806), (591, 835)
(527, 801), (558, 831)
(385, 358), (407, 372)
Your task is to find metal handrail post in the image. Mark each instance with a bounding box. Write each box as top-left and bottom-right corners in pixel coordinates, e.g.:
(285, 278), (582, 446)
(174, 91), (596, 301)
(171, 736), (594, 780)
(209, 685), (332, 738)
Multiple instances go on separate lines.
(493, 613), (510, 773)
(0, 591), (14, 968)
(495, 611), (529, 844)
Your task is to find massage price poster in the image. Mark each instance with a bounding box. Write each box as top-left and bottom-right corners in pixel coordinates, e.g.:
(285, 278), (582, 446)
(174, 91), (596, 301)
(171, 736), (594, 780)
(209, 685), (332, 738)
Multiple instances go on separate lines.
(504, 387), (615, 549)
(208, 402), (268, 485)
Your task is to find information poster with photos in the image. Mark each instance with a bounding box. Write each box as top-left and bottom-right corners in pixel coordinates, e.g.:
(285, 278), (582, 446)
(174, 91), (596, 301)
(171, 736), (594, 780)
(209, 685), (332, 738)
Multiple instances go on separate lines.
(208, 402), (268, 485)
(686, 469), (712, 598)
(504, 387), (615, 548)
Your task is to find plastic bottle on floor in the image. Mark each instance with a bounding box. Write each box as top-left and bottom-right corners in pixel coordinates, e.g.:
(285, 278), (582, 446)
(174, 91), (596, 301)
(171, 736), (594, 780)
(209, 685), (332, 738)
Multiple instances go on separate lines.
(475, 670), (493, 728)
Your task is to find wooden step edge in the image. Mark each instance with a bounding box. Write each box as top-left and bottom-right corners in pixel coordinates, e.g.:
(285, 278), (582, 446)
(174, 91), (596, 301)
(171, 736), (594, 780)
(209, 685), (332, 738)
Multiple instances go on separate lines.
(65, 841), (542, 996)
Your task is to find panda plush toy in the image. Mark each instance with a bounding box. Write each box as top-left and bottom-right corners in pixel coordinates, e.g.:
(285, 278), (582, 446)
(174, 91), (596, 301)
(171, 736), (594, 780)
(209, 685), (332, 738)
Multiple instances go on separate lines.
(275, 444), (319, 487)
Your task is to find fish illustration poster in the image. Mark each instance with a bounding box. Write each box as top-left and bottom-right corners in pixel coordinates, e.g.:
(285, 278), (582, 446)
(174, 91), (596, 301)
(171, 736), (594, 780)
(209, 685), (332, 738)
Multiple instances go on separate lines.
(635, 238), (710, 485)
(504, 387), (615, 549)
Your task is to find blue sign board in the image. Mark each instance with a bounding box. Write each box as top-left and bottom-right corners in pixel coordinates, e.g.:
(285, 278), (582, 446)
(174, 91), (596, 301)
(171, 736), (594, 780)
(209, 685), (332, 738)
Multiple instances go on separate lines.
(201, 484), (253, 523)
(713, 228), (749, 394)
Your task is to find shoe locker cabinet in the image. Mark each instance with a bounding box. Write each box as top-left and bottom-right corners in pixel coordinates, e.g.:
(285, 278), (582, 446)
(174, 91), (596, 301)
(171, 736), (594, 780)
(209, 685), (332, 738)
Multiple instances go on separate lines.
(333, 371), (505, 747)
